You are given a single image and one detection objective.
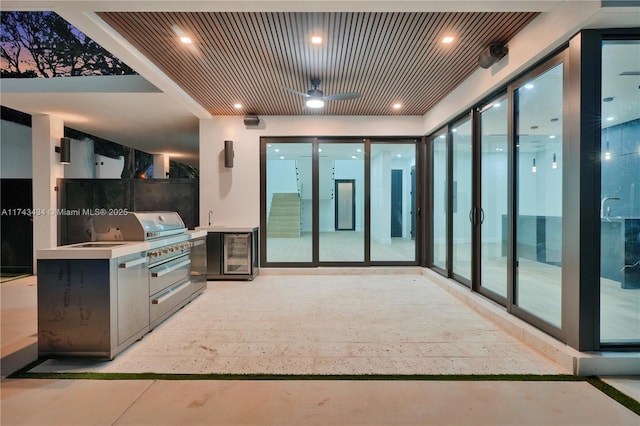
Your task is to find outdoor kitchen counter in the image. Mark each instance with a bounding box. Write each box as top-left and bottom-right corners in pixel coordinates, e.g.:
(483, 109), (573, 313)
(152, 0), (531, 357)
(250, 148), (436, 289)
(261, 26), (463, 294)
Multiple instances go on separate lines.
(37, 230), (209, 260)
(195, 225), (258, 233)
(37, 241), (148, 260)
(186, 229), (208, 238)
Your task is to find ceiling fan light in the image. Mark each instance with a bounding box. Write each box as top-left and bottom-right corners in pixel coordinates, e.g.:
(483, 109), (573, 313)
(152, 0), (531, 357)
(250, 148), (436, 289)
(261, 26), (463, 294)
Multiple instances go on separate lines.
(306, 98), (325, 108)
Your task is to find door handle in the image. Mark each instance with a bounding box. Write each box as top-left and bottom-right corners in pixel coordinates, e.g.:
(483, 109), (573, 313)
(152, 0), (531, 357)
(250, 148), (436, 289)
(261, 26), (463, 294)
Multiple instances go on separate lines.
(480, 208), (485, 225)
(417, 207), (421, 220)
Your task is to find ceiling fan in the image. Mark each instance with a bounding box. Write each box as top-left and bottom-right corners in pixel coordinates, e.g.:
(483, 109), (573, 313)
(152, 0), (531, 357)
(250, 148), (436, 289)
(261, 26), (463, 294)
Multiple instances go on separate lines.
(282, 78), (361, 109)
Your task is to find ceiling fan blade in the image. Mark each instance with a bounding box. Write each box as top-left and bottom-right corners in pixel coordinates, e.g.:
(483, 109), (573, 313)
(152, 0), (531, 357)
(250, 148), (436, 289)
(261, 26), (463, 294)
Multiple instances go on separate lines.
(281, 86), (310, 97)
(324, 92), (361, 101)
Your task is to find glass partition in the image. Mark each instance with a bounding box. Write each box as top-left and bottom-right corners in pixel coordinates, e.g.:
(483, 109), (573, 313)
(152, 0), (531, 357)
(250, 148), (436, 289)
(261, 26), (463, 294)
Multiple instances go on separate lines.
(370, 143), (416, 262)
(600, 40), (640, 344)
(515, 63), (564, 328)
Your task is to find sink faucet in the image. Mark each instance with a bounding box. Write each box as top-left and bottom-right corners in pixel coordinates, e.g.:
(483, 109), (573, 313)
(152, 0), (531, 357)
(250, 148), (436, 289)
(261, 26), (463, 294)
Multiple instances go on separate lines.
(601, 197), (620, 218)
(208, 210), (214, 226)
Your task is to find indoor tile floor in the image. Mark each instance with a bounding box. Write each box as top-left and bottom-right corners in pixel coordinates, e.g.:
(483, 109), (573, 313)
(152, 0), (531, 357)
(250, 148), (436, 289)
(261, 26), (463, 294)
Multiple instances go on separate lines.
(1, 273), (639, 425)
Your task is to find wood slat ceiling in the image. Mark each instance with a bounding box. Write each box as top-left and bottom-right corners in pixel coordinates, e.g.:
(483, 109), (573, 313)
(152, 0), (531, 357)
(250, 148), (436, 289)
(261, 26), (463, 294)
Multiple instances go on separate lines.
(99, 11), (538, 116)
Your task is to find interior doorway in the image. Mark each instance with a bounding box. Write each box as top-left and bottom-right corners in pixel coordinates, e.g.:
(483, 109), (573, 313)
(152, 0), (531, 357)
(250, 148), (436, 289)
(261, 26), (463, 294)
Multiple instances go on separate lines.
(391, 170), (403, 237)
(335, 179), (356, 231)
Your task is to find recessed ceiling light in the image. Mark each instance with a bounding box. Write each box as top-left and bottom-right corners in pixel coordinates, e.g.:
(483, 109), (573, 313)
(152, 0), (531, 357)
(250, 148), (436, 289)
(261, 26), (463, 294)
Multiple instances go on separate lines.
(442, 36), (455, 44)
(356, 148), (362, 152)
(311, 36), (322, 44)
(606, 116), (615, 121)
(524, 83), (534, 90)
(279, 155), (285, 160)
(275, 148), (280, 152)
(180, 36), (192, 44)
(318, 148), (323, 152)
(397, 154), (402, 158)
(351, 155), (357, 159)
(493, 102), (501, 108)
(267, 144), (272, 148)
(549, 135), (556, 139)
(234, 103), (243, 109)
(393, 103), (402, 109)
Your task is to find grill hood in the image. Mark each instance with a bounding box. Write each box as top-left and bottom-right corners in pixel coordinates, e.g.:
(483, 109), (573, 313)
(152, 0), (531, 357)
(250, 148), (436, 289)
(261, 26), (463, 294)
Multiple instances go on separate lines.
(91, 211), (186, 241)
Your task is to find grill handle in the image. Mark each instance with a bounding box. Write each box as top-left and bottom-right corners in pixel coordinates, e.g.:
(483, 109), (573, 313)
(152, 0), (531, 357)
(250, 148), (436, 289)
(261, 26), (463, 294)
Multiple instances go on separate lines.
(151, 259), (191, 277)
(152, 281), (191, 305)
(119, 257), (149, 269)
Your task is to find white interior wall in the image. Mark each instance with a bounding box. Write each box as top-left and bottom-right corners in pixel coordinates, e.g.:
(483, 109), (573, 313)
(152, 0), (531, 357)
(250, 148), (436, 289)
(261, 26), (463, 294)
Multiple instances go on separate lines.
(199, 115), (424, 227)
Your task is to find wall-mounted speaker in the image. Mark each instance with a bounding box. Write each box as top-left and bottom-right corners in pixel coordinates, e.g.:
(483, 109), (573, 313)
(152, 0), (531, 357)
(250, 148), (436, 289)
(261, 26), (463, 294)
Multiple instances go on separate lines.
(243, 115), (260, 127)
(224, 140), (234, 168)
(478, 43), (508, 69)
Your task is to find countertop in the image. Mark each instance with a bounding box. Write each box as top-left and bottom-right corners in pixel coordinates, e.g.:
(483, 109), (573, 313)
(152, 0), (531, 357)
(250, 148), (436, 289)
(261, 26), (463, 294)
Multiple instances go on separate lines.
(37, 230), (208, 260)
(195, 225), (259, 233)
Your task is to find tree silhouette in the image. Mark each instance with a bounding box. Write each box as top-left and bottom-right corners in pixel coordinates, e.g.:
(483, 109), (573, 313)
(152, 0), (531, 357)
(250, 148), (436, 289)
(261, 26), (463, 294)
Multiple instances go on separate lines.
(1, 11), (136, 78)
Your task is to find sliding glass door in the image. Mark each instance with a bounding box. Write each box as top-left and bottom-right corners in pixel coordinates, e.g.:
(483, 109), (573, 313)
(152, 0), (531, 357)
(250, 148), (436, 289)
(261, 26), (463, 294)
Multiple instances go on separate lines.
(431, 129), (448, 271)
(514, 61), (564, 329)
(478, 97), (509, 299)
(452, 116), (473, 284)
(370, 143), (417, 262)
(600, 39), (640, 344)
(262, 137), (419, 266)
(318, 142), (364, 262)
(264, 141), (313, 264)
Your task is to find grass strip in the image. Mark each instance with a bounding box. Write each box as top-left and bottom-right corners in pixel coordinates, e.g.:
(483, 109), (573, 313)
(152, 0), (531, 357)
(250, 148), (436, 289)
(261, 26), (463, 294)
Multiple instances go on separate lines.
(10, 362), (638, 414)
(9, 370), (582, 382)
(586, 376), (640, 416)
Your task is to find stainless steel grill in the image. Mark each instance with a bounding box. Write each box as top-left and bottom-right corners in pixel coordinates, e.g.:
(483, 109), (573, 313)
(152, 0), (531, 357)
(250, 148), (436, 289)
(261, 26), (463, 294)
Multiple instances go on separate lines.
(91, 211), (186, 242)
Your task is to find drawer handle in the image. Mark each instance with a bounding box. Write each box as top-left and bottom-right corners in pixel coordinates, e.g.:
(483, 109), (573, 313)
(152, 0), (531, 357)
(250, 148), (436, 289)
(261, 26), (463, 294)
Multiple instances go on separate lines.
(151, 259), (191, 277)
(119, 257), (149, 269)
(152, 281), (191, 305)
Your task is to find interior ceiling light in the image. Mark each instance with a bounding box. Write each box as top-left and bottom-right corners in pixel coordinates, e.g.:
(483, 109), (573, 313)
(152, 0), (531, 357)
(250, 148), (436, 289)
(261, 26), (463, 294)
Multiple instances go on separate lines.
(524, 83), (534, 90)
(393, 103), (402, 109)
(180, 36), (192, 44)
(442, 36), (455, 44)
(311, 36), (322, 44)
(234, 103), (243, 109)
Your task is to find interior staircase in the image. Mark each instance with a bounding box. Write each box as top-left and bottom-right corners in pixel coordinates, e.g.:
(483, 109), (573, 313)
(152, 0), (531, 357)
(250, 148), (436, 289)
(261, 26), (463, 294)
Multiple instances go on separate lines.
(268, 193), (301, 238)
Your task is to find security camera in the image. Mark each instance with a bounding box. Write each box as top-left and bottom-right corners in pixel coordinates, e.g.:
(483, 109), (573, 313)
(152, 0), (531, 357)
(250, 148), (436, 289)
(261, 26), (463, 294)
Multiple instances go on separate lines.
(478, 43), (508, 69)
